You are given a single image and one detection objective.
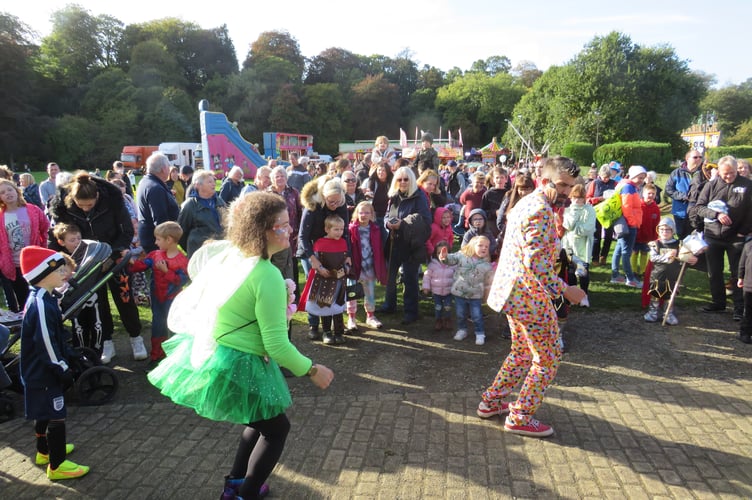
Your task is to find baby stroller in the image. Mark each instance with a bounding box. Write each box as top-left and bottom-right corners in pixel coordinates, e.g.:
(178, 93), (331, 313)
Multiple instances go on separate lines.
(0, 241), (129, 420)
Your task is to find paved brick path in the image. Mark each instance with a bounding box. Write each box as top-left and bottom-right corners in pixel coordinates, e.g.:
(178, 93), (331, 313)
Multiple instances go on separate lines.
(2, 378), (751, 499)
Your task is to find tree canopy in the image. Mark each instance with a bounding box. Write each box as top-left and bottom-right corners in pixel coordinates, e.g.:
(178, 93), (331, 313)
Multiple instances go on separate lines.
(0, 7), (737, 169)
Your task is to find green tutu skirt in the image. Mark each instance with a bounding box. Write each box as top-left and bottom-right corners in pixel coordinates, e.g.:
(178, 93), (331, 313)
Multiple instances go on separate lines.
(147, 333), (292, 425)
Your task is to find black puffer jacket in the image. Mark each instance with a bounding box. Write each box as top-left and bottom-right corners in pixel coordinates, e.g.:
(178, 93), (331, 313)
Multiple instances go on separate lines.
(48, 177), (134, 254)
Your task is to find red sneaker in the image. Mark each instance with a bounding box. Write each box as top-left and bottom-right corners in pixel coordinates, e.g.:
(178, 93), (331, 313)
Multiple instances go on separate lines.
(476, 401), (510, 418)
(503, 418), (554, 437)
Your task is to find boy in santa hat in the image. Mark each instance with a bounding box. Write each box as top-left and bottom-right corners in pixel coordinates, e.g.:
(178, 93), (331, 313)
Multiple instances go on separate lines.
(19, 245), (90, 480)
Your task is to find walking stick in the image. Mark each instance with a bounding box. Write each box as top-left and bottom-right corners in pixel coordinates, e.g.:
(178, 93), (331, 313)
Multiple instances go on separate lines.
(662, 261), (688, 326)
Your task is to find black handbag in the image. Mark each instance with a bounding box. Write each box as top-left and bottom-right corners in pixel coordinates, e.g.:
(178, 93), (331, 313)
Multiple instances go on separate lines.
(346, 280), (364, 300)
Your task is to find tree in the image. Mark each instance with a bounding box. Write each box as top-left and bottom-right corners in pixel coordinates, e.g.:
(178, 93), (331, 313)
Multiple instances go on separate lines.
(349, 74), (400, 139)
(244, 30), (304, 80)
(702, 80), (752, 136)
(119, 19), (237, 96)
(37, 5), (115, 87)
(436, 72), (525, 147)
(511, 60), (542, 88)
(303, 83), (348, 155)
(304, 47), (363, 88)
(469, 56), (511, 76)
(506, 32), (707, 157)
(0, 13), (46, 165)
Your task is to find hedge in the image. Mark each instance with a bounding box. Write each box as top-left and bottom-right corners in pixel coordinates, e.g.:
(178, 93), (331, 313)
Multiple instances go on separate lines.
(593, 141), (673, 174)
(560, 142), (595, 168)
(707, 146), (752, 162)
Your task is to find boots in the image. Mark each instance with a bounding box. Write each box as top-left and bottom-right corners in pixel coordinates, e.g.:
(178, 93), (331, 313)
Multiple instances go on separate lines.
(442, 317), (453, 331)
(663, 306), (678, 326)
(434, 318), (443, 331)
(644, 299), (659, 322)
(150, 338), (166, 361)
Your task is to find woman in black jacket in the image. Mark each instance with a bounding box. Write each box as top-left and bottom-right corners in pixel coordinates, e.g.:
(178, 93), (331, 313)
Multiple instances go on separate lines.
(48, 172), (144, 364)
(380, 167), (432, 325)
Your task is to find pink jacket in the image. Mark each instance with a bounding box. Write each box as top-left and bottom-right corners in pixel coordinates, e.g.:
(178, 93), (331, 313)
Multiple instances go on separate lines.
(0, 204), (50, 280)
(422, 258), (455, 296)
(427, 206), (454, 257)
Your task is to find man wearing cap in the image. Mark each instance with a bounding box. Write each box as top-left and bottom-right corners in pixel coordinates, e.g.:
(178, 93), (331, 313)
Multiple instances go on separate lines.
(610, 166), (647, 287)
(287, 153), (312, 194)
(446, 160), (467, 202)
(694, 155), (752, 319)
(137, 153), (180, 253)
(665, 149), (704, 239)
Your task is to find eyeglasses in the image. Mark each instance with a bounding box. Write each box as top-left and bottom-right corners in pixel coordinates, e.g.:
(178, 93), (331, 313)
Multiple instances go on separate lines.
(343, 178), (356, 183)
(397, 178), (409, 182)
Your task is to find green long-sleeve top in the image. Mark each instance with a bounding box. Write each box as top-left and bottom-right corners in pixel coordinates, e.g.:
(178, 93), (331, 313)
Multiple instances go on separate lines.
(213, 258), (312, 377)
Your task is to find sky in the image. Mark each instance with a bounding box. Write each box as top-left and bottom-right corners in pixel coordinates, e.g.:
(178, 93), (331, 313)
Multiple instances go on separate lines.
(5, 0), (750, 87)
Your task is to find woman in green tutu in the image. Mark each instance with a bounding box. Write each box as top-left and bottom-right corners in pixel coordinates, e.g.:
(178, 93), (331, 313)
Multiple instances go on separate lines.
(148, 191), (334, 500)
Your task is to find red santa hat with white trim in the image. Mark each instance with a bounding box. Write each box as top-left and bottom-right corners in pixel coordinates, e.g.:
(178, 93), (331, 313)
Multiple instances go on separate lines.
(20, 246), (66, 285)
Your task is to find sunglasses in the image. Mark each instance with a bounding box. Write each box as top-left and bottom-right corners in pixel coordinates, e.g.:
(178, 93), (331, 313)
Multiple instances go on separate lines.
(396, 178), (409, 182)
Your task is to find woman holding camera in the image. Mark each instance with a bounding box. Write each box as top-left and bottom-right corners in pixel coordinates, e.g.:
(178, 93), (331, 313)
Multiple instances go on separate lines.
(379, 167), (432, 325)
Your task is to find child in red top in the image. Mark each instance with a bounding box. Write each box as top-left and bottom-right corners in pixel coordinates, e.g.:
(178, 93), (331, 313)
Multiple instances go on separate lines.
(129, 221), (189, 366)
(632, 184), (661, 277)
(459, 171), (487, 228)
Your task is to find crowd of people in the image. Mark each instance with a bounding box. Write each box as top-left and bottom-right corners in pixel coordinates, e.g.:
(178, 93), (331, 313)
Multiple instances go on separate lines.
(3, 139), (752, 492)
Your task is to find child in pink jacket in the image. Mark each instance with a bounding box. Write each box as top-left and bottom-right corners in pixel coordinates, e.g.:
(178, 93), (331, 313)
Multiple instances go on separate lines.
(422, 241), (456, 331)
(427, 206), (454, 257)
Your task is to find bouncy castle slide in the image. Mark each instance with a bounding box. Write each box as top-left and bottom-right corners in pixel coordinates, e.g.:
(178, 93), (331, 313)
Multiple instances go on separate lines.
(199, 99), (265, 179)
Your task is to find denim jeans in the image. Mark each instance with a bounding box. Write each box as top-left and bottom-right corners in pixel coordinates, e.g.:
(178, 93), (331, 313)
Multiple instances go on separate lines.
(611, 227), (637, 281)
(433, 294), (453, 319)
(455, 296), (484, 334)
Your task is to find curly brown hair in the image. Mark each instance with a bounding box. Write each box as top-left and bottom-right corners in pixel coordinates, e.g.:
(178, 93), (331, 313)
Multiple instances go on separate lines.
(226, 192), (287, 258)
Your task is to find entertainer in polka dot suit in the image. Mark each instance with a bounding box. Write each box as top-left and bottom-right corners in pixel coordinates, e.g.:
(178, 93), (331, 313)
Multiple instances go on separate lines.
(477, 156), (587, 437)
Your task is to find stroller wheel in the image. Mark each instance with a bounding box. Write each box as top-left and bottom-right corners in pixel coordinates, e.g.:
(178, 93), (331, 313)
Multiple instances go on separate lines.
(78, 347), (101, 367)
(75, 366), (119, 406)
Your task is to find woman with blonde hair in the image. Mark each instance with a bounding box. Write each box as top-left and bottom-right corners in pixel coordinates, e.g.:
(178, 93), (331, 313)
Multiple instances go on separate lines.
(380, 167), (432, 324)
(0, 179), (49, 311)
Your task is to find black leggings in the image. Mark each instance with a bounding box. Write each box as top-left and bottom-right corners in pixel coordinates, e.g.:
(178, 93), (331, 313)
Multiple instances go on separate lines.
(231, 413), (291, 499)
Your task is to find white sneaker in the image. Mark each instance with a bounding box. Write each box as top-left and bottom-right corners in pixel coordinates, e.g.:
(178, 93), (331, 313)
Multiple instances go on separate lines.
(579, 296), (590, 307)
(475, 334), (486, 346)
(365, 316), (383, 329)
(130, 336), (148, 361)
(101, 340), (116, 364)
(453, 329), (468, 341)
(346, 317), (358, 331)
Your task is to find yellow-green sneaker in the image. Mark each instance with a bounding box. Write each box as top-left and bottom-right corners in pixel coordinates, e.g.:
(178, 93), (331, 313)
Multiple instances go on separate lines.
(47, 459), (89, 480)
(35, 443), (75, 465)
